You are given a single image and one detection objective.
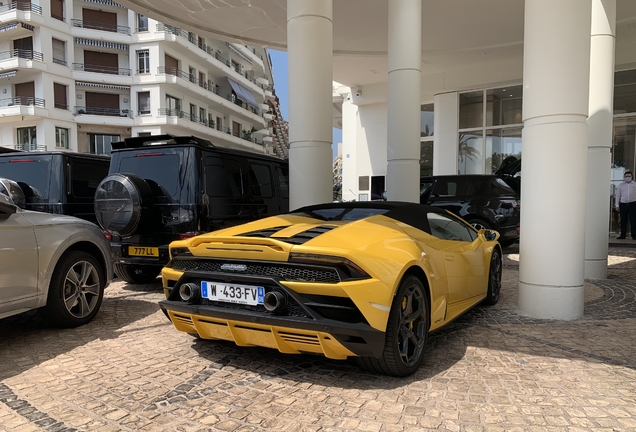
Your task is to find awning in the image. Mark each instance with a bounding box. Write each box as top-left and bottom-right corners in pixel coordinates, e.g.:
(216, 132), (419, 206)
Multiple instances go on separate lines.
(0, 23), (17, 32)
(0, 71), (17, 79)
(228, 78), (258, 109)
(76, 81), (130, 91)
(74, 38), (128, 51)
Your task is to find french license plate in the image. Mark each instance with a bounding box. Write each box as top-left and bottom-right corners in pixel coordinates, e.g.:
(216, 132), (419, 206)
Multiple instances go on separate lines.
(201, 281), (265, 306)
(128, 246), (159, 257)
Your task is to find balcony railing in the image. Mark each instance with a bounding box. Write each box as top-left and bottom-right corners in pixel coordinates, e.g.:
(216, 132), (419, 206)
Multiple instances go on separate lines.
(0, 49), (43, 62)
(73, 63), (131, 76)
(157, 66), (261, 116)
(0, 97), (45, 108)
(155, 22), (263, 88)
(0, 2), (42, 14)
(52, 57), (67, 66)
(54, 102), (68, 110)
(75, 106), (131, 117)
(15, 142), (46, 151)
(71, 19), (131, 35)
(158, 108), (264, 145)
(244, 45), (264, 61)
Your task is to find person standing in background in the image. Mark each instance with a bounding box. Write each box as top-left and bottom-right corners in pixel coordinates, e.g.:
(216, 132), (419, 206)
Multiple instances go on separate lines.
(615, 171), (636, 239)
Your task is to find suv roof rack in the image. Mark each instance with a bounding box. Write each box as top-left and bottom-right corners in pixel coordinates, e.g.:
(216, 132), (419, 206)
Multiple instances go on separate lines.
(112, 135), (215, 150)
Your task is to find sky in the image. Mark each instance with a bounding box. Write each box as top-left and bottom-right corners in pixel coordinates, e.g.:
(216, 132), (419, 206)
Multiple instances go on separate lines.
(269, 50), (343, 161)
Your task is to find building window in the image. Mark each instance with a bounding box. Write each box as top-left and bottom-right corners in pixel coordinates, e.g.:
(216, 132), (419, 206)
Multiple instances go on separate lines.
(89, 134), (119, 155)
(190, 103), (196, 122)
(189, 67), (196, 84)
(199, 107), (206, 125)
(52, 38), (66, 66)
(420, 103), (434, 177)
(232, 121), (241, 137)
(51, 0), (64, 21)
(55, 127), (69, 148)
(458, 86), (523, 174)
(216, 116), (222, 131)
(137, 50), (149, 74)
(137, 14), (148, 32)
(53, 83), (67, 109)
(165, 95), (180, 116)
(231, 60), (240, 74)
(17, 127), (37, 151)
(138, 91), (150, 115)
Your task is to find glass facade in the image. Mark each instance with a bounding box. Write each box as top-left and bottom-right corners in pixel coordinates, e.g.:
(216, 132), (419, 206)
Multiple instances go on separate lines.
(420, 103), (434, 176)
(89, 134), (119, 155)
(458, 85), (523, 174)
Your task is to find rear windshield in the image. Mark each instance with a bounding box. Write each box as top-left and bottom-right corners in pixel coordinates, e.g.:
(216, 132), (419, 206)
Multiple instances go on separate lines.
(0, 155), (51, 198)
(119, 153), (181, 198)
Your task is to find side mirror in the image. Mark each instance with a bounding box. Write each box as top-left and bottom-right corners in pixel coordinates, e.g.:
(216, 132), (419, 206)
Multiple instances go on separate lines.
(0, 189), (18, 219)
(479, 228), (499, 242)
(0, 178), (26, 209)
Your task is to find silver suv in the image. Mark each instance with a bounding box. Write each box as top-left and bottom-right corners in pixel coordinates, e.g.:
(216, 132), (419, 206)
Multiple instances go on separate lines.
(0, 178), (112, 327)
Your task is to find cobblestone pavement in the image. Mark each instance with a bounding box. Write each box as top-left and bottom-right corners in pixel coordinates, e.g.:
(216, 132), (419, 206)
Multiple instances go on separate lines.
(1, 246), (636, 432)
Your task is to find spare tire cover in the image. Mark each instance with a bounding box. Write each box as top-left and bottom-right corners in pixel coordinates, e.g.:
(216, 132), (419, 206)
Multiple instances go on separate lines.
(94, 173), (154, 237)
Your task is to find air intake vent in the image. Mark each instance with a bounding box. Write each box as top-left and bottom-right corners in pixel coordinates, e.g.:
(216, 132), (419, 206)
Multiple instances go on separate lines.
(239, 225), (291, 238)
(282, 225), (338, 245)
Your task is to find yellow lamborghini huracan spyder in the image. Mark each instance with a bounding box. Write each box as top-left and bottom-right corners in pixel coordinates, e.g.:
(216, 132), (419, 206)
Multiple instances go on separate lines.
(159, 202), (502, 377)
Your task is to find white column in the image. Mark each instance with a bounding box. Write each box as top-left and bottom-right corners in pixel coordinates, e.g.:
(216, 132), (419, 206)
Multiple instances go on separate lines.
(585, 0), (616, 279)
(287, 0), (333, 210)
(386, 0), (421, 202)
(518, 0), (592, 320)
(433, 92), (459, 175)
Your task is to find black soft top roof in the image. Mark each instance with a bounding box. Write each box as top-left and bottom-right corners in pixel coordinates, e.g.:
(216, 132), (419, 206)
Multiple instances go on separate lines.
(293, 201), (456, 235)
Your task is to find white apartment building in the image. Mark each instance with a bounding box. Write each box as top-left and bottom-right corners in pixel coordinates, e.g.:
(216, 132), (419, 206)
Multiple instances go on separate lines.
(0, 0), (277, 155)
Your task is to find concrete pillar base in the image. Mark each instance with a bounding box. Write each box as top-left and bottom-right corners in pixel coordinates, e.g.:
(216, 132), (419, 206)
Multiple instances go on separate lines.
(518, 282), (584, 320)
(585, 259), (608, 280)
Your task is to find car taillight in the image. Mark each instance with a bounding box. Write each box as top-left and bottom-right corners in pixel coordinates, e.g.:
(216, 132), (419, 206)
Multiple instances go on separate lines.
(9, 159), (35, 163)
(103, 231), (112, 241)
(288, 253), (370, 280)
(135, 152), (164, 157)
(179, 233), (199, 240)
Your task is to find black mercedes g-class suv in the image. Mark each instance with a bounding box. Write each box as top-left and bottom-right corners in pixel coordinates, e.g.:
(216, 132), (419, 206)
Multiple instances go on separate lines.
(0, 151), (110, 223)
(94, 135), (289, 284)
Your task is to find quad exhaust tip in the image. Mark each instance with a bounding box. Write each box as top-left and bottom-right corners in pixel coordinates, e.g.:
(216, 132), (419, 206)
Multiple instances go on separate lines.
(263, 291), (286, 312)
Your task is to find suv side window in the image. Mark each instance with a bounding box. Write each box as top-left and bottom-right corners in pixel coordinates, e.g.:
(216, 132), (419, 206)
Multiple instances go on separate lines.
(205, 156), (243, 197)
(71, 161), (109, 198)
(431, 179), (468, 197)
(427, 212), (475, 242)
(276, 165), (289, 199)
(491, 177), (516, 195)
(248, 163), (273, 197)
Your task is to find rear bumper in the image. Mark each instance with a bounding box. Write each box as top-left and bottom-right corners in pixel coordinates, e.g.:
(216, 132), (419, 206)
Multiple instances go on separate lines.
(160, 299), (386, 359)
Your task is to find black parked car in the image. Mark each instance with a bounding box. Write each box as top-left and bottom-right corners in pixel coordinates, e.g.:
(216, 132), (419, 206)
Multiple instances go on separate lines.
(420, 174), (520, 246)
(94, 135), (290, 284)
(0, 151), (110, 223)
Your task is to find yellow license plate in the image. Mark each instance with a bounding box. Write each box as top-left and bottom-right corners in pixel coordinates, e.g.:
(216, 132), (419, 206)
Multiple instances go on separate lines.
(128, 246), (159, 257)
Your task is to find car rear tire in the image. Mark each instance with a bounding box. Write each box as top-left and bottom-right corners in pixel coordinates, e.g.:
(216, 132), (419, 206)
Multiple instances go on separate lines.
(356, 275), (430, 377)
(484, 248), (502, 305)
(94, 173), (158, 237)
(39, 251), (105, 328)
(114, 263), (161, 284)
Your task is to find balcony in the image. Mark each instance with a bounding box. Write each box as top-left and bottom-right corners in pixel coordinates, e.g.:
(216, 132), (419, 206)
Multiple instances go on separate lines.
(0, 49), (43, 62)
(0, 97), (45, 108)
(0, 2), (42, 14)
(155, 23), (264, 89)
(157, 66), (262, 117)
(71, 19), (130, 35)
(73, 63), (131, 76)
(15, 142), (45, 151)
(158, 108), (264, 145)
(75, 106), (131, 117)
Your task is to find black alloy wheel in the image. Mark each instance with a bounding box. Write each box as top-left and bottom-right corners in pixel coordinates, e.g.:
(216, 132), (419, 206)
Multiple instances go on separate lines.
(484, 248), (502, 305)
(356, 275), (430, 377)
